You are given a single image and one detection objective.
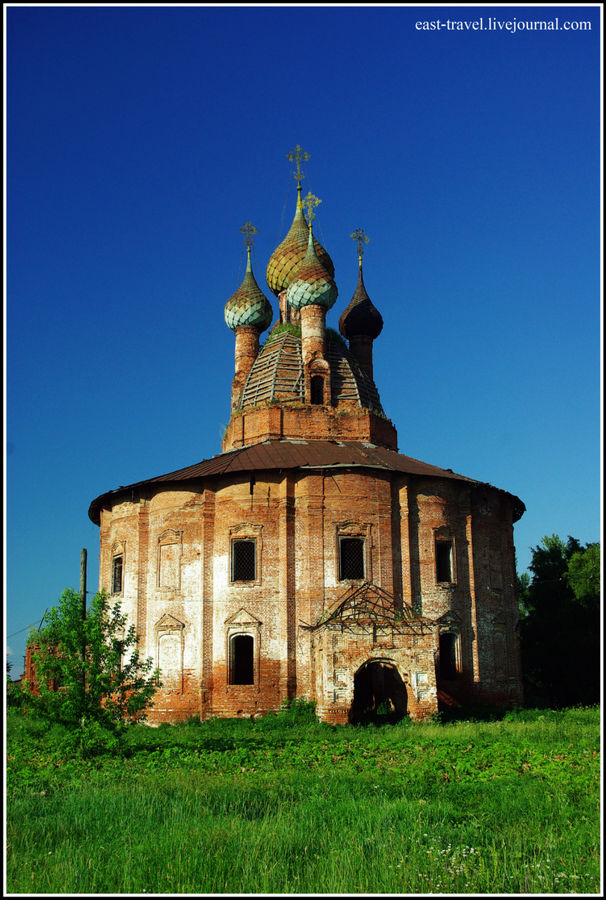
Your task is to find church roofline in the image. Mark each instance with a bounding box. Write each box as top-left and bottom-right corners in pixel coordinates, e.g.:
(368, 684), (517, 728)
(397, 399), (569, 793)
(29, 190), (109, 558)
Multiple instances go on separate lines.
(88, 439), (525, 525)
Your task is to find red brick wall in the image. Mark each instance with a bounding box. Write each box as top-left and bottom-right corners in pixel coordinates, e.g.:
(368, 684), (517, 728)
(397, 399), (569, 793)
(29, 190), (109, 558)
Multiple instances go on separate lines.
(97, 467), (523, 724)
(222, 405), (398, 451)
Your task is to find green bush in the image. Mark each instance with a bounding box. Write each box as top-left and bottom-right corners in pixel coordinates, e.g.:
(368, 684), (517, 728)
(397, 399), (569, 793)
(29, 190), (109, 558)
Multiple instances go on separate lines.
(23, 589), (161, 731)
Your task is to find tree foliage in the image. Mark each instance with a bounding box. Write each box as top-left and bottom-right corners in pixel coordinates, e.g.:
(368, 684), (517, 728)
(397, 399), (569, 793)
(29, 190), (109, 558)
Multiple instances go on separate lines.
(566, 543), (600, 606)
(519, 536), (600, 707)
(23, 589), (161, 729)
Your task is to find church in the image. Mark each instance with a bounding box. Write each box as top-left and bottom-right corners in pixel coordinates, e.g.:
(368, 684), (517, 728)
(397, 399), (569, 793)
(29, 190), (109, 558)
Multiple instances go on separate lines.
(88, 147), (525, 724)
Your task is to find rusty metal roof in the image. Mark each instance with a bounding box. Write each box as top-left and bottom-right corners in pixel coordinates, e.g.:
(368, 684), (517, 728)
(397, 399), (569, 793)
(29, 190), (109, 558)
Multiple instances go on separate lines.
(88, 439), (525, 524)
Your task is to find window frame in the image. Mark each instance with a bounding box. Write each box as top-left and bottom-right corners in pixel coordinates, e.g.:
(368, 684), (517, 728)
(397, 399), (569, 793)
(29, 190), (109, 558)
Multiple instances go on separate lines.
(110, 541), (126, 596)
(230, 537), (257, 583)
(228, 524), (263, 587)
(111, 554), (124, 595)
(435, 537), (455, 584)
(338, 535), (366, 581)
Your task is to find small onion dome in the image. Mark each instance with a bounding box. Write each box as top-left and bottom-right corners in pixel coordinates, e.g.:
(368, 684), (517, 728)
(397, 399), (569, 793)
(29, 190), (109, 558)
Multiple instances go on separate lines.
(224, 250), (273, 332)
(286, 227), (338, 311)
(338, 265), (383, 339)
(266, 188), (335, 297)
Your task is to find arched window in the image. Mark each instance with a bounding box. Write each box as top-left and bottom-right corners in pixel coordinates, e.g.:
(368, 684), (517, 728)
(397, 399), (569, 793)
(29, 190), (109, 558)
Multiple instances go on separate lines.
(439, 632), (458, 679)
(110, 541), (125, 595)
(435, 539), (454, 583)
(112, 555), (123, 594)
(229, 634), (254, 685)
(310, 375), (324, 405)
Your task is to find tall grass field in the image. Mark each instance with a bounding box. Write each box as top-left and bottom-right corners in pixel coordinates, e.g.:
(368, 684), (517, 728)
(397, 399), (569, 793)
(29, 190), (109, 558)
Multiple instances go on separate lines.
(6, 704), (600, 894)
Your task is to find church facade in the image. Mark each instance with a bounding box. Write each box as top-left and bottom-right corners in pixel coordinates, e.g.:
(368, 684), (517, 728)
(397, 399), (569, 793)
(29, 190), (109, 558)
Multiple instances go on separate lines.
(89, 151), (525, 724)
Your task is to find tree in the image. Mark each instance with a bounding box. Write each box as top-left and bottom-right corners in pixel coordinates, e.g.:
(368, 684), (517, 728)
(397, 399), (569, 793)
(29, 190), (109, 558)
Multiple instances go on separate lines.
(518, 536), (600, 707)
(566, 543), (600, 606)
(23, 589), (161, 728)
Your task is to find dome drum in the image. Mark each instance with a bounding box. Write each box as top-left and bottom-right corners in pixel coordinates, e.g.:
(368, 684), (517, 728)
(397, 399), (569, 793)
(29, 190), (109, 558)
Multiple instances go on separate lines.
(221, 404), (398, 452)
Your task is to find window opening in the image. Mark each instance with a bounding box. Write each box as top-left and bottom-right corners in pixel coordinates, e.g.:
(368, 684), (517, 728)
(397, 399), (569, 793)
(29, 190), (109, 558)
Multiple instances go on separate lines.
(436, 540), (453, 583)
(229, 634), (254, 685)
(439, 632), (458, 679)
(310, 375), (324, 405)
(231, 539), (256, 582)
(112, 556), (123, 594)
(339, 537), (365, 580)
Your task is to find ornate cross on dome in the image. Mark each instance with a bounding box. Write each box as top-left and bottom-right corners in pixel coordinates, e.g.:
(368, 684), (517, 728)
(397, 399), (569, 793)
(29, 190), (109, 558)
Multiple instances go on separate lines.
(286, 144), (311, 185)
(239, 221), (258, 248)
(351, 228), (370, 266)
(303, 191), (321, 224)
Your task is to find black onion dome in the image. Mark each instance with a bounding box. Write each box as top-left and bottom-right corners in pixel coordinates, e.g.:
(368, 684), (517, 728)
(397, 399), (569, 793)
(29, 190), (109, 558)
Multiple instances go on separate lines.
(339, 266), (383, 340)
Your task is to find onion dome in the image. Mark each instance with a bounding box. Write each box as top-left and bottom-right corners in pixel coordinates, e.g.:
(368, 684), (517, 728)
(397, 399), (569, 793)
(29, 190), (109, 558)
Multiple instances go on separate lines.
(266, 186), (335, 297)
(286, 225), (338, 311)
(339, 265), (383, 339)
(339, 228), (383, 339)
(224, 245), (273, 332)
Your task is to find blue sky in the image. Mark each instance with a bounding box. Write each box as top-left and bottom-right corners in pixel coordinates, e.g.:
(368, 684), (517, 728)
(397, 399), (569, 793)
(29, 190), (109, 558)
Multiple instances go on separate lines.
(6, 4), (602, 675)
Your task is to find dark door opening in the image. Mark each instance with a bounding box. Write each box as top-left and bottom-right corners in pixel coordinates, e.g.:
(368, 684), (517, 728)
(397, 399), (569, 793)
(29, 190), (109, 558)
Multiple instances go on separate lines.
(438, 632), (458, 680)
(349, 660), (407, 724)
(229, 634), (254, 685)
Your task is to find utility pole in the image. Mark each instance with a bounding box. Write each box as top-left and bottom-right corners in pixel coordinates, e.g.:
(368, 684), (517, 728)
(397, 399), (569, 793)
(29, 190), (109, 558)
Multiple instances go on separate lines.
(80, 548), (87, 619)
(80, 548), (87, 699)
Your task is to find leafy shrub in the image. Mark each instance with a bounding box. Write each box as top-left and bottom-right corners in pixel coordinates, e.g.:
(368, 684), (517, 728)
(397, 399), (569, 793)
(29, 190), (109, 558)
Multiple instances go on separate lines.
(6, 677), (23, 708)
(266, 697), (318, 728)
(23, 589), (161, 731)
(56, 718), (122, 758)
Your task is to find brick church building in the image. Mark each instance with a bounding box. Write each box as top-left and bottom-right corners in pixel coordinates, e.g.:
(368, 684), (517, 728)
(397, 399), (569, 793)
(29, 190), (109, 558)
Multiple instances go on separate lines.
(88, 151), (525, 724)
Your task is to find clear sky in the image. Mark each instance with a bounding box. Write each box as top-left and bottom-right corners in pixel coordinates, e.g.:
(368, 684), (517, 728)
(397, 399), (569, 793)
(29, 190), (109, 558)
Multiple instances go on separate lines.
(5, 4), (602, 676)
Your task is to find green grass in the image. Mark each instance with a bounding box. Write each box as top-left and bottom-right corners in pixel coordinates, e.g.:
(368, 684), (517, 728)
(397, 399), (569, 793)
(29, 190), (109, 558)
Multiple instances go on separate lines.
(6, 704), (600, 894)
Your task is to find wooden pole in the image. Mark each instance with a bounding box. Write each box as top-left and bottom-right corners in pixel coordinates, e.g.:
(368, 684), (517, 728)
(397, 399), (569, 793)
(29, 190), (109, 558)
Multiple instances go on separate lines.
(80, 548), (87, 618)
(80, 548), (87, 699)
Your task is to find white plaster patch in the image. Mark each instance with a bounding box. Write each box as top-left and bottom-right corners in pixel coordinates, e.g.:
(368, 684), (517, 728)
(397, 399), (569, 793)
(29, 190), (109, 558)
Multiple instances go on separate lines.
(214, 553), (228, 586)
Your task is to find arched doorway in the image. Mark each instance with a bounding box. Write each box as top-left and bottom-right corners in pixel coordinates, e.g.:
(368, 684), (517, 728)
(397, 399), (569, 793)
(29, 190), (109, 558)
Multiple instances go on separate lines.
(349, 660), (408, 724)
(229, 634), (255, 685)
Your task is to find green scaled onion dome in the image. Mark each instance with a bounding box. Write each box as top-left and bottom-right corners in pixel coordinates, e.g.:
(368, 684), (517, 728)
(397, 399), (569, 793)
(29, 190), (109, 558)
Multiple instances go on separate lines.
(224, 249), (273, 332)
(286, 227), (338, 311)
(266, 187), (335, 297)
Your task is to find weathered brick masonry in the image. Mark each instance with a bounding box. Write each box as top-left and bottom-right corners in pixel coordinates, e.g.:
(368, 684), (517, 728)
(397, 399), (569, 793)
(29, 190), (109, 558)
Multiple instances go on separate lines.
(88, 165), (525, 724)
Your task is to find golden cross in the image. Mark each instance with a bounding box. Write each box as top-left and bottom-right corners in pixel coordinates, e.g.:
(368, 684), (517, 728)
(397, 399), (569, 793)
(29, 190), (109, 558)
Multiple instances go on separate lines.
(239, 221), (258, 248)
(351, 228), (370, 263)
(303, 191), (321, 224)
(286, 144), (311, 184)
